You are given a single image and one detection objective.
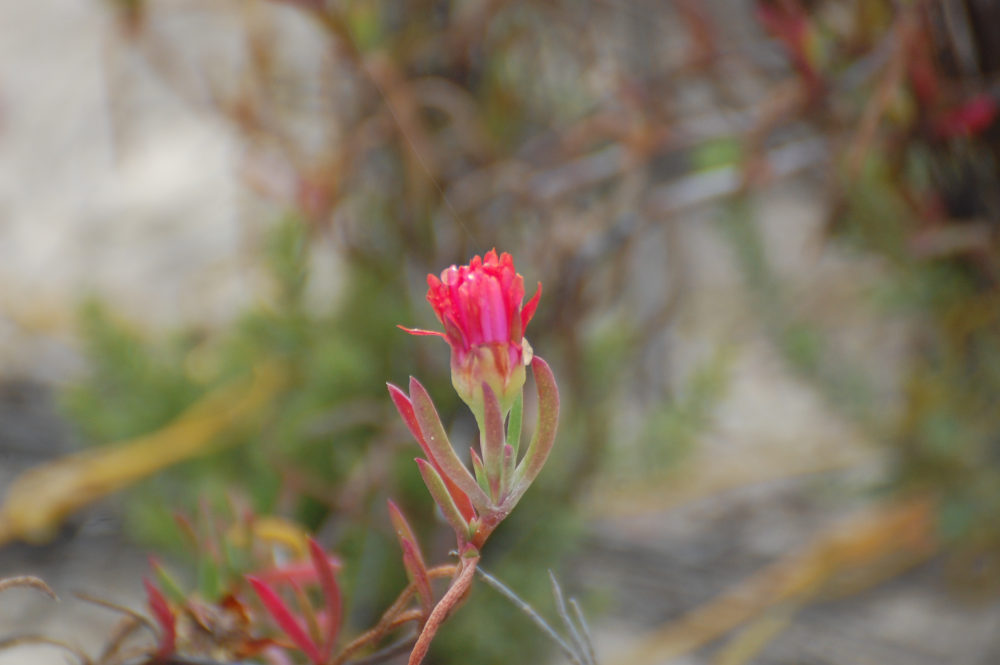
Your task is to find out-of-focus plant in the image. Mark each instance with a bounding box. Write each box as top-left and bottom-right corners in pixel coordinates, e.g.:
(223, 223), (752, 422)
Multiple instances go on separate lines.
(727, 0), (1000, 588)
(65, 4), (721, 661)
(57, 218), (586, 662)
(17, 251), (585, 665)
(50, 0), (902, 659)
(62, 218), (416, 549)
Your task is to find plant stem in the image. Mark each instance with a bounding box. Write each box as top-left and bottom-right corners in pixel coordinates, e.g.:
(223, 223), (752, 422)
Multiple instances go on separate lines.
(331, 565), (457, 665)
(407, 555), (480, 665)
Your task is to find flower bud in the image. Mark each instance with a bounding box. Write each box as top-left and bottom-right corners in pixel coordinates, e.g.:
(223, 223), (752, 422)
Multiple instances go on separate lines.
(403, 249), (540, 422)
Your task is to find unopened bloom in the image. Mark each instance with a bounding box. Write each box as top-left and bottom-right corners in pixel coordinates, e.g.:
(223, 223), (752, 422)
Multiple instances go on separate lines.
(404, 249), (540, 420)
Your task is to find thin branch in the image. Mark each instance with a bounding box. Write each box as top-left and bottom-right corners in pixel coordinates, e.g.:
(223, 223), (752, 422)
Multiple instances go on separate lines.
(96, 615), (146, 665)
(549, 571), (593, 665)
(475, 567), (582, 665)
(345, 635), (417, 665)
(0, 575), (58, 600)
(569, 598), (598, 665)
(74, 591), (158, 638)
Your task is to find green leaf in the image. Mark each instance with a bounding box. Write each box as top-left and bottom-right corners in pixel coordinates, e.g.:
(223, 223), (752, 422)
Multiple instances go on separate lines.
(409, 377), (491, 512)
(508, 391), (524, 459)
(510, 357), (560, 506)
(480, 383), (504, 500)
(416, 459), (474, 542)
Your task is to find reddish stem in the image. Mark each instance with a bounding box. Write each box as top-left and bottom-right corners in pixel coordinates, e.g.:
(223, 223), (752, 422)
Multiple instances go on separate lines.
(407, 555), (480, 665)
(330, 565), (457, 665)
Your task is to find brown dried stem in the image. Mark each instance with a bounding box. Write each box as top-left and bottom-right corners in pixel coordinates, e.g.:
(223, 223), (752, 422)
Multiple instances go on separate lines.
(0, 575), (58, 600)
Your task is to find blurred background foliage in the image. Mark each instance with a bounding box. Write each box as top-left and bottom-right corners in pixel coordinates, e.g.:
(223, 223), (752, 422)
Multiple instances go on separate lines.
(21, 0), (999, 661)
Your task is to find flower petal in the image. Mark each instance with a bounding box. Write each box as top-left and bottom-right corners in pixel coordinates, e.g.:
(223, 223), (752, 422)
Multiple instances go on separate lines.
(521, 282), (542, 331)
(398, 325), (446, 338)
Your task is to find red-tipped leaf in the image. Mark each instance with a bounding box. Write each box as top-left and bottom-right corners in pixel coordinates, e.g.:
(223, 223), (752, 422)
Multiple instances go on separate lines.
(387, 500), (433, 615)
(501, 443), (515, 500)
(470, 447), (489, 495)
(408, 377), (492, 512)
(480, 382), (504, 499)
(307, 538), (342, 661)
(401, 539), (433, 617)
(248, 576), (324, 665)
(511, 356), (560, 504)
(144, 579), (176, 660)
(148, 557), (187, 606)
(388, 382), (478, 522)
(416, 458), (474, 542)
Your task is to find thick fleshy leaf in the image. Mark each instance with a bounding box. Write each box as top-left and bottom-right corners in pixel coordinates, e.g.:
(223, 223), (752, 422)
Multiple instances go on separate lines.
(501, 444), (515, 500)
(416, 458), (473, 542)
(386, 500), (422, 566)
(173, 512), (200, 551)
(388, 382), (433, 459)
(387, 501), (432, 614)
(248, 576), (324, 665)
(197, 556), (223, 602)
(511, 356), (560, 503)
(480, 382), (504, 499)
(388, 383), (477, 522)
(507, 391), (523, 458)
(307, 538), (342, 660)
(470, 448), (489, 495)
(290, 580), (322, 655)
(401, 539), (433, 617)
(408, 377), (491, 512)
(148, 557), (187, 606)
(144, 579), (176, 660)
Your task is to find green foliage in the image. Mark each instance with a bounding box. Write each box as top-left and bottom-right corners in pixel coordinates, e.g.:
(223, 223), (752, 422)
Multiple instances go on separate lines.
(63, 302), (201, 443)
(692, 139), (743, 173)
(63, 216), (416, 537)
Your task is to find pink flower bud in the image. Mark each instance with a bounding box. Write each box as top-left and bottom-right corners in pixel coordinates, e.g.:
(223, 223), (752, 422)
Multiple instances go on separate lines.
(403, 249), (540, 419)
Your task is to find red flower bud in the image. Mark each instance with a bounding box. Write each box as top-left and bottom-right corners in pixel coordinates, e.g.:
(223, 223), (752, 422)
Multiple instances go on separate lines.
(403, 249), (540, 418)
